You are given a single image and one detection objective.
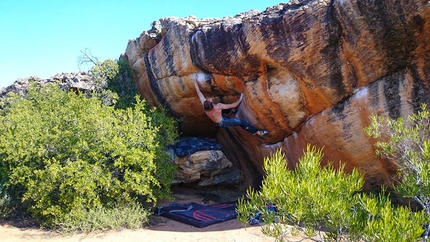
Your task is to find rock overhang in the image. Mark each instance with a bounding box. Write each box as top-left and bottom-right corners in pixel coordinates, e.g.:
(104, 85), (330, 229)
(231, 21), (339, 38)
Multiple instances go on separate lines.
(125, 0), (430, 190)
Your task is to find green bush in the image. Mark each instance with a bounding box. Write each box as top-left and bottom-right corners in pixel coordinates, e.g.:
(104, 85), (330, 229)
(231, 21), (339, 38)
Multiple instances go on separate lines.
(237, 145), (427, 241)
(0, 83), (178, 228)
(353, 191), (427, 241)
(105, 58), (139, 109)
(88, 58), (138, 109)
(0, 166), (12, 219)
(365, 103), (430, 238)
(55, 200), (150, 233)
(237, 146), (364, 240)
(364, 104), (430, 200)
(0, 192), (12, 220)
(89, 59), (119, 92)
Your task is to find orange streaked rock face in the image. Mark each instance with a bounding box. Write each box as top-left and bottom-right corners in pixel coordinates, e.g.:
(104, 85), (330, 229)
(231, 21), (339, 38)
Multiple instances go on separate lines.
(126, 0), (430, 190)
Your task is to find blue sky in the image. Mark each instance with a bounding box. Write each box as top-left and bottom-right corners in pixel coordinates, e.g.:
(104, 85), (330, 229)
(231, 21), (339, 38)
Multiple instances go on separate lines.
(0, 0), (285, 89)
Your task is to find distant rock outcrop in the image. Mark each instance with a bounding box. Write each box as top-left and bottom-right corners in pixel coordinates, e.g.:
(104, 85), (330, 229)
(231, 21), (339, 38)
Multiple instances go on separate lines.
(0, 72), (94, 98)
(125, 0), (430, 190)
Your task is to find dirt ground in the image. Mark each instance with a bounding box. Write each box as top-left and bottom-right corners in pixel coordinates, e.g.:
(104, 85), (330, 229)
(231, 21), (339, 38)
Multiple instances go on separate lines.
(0, 186), (312, 242)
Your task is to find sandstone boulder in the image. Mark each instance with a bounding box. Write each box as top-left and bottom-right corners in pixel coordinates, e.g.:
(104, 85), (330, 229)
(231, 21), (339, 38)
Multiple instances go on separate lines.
(169, 149), (241, 186)
(126, 0), (430, 190)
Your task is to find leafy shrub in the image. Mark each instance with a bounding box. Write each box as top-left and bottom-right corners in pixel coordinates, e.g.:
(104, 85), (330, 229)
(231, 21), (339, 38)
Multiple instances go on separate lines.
(365, 103), (430, 238)
(237, 145), (427, 241)
(105, 58), (139, 109)
(237, 146), (364, 241)
(0, 83), (178, 227)
(364, 104), (430, 200)
(55, 200), (150, 233)
(0, 166), (12, 219)
(353, 191), (427, 241)
(86, 57), (138, 109)
(89, 59), (119, 92)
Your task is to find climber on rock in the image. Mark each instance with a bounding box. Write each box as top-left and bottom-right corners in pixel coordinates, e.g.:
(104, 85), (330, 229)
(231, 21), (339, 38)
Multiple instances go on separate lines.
(194, 74), (268, 137)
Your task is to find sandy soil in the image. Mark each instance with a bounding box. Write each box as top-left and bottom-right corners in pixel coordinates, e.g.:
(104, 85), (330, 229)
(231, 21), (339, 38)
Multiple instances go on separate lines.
(0, 186), (311, 242)
(1, 219), (276, 242)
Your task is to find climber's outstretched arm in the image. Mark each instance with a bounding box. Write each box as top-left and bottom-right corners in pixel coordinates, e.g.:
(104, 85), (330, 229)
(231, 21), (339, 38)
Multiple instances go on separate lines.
(194, 75), (206, 104)
(217, 93), (243, 110)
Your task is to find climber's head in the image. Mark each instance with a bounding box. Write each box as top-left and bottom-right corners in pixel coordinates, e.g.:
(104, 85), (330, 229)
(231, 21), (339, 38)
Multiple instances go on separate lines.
(203, 98), (214, 111)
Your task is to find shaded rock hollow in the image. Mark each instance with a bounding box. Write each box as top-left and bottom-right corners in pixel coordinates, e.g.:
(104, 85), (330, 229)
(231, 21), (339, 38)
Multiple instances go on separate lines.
(125, 0), (430, 190)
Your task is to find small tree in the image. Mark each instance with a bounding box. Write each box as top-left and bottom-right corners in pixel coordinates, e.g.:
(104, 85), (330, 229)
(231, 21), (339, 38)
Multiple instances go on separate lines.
(105, 58), (139, 109)
(79, 50), (138, 109)
(365, 103), (430, 239)
(90, 59), (119, 92)
(78, 49), (119, 92)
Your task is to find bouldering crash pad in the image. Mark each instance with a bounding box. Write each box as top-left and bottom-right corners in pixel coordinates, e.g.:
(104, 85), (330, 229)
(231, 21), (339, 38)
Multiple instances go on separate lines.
(156, 201), (237, 228)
